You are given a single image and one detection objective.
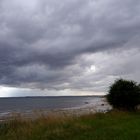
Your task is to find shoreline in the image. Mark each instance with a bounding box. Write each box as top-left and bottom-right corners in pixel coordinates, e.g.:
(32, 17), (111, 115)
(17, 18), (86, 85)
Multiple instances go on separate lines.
(0, 98), (112, 121)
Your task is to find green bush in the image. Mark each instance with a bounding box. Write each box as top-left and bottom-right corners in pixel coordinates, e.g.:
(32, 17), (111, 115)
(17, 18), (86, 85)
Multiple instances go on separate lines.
(107, 79), (140, 110)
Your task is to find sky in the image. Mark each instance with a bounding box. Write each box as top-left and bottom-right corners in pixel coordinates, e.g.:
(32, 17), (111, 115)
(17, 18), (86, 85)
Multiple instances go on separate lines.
(0, 0), (140, 97)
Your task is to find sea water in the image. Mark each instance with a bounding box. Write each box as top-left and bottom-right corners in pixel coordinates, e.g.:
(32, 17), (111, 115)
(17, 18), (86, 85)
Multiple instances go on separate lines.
(0, 96), (103, 116)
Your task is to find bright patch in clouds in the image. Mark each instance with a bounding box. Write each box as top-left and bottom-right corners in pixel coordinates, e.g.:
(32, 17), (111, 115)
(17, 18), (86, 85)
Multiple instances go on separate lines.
(0, 86), (17, 97)
(0, 86), (104, 97)
(90, 65), (96, 73)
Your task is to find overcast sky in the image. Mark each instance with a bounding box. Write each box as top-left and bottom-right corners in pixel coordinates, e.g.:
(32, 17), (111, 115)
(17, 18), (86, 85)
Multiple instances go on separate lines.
(0, 0), (140, 97)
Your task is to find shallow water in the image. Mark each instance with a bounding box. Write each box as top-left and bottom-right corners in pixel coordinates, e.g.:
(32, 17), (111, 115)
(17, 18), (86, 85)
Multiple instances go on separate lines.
(0, 96), (103, 116)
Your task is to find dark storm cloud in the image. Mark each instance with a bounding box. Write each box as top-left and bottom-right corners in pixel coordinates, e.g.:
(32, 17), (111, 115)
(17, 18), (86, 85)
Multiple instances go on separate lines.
(0, 0), (140, 93)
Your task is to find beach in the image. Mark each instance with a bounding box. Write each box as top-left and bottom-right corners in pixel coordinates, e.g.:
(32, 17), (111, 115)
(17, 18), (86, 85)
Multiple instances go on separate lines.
(0, 97), (112, 121)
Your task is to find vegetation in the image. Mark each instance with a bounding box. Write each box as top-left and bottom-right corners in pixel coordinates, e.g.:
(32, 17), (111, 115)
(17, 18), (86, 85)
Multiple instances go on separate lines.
(107, 79), (140, 110)
(0, 111), (140, 140)
(1, 79), (140, 140)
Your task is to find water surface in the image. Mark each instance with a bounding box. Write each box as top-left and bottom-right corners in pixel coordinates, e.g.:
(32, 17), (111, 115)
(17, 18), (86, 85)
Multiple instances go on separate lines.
(0, 96), (103, 115)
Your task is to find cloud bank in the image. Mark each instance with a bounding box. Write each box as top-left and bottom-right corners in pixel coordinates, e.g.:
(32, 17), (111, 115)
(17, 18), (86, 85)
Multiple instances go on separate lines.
(0, 0), (140, 95)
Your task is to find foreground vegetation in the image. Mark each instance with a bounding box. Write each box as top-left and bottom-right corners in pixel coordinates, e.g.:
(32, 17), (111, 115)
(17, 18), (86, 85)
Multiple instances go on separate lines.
(107, 79), (140, 110)
(0, 110), (140, 140)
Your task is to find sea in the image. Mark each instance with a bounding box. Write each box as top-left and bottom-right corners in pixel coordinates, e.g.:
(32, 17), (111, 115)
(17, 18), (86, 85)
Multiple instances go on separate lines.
(0, 96), (104, 118)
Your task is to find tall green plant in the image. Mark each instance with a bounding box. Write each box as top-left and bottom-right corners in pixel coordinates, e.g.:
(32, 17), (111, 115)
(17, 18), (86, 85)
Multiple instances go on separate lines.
(107, 79), (140, 110)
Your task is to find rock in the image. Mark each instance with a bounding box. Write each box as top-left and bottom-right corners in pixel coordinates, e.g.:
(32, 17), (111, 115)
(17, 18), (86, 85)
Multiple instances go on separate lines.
(85, 102), (89, 104)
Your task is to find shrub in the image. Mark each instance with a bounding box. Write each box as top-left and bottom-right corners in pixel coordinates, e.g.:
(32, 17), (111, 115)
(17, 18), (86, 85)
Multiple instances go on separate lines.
(107, 79), (140, 110)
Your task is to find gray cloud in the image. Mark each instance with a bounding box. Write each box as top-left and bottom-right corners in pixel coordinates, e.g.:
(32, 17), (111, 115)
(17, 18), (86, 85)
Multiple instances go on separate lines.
(0, 0), (140, 95)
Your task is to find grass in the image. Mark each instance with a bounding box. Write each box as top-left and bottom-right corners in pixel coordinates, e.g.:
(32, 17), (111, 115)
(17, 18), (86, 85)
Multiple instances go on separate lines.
(0, 110), (140, 140)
